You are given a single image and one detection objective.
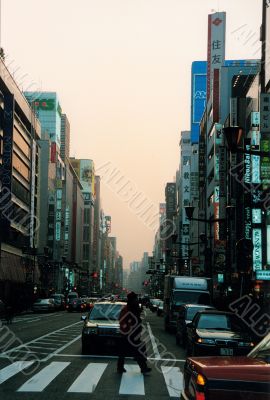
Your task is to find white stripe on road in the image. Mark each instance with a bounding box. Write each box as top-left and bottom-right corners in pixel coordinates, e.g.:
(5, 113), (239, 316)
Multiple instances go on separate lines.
(3, 321), (82, 356)
(28, 346), (57, 351)
(147, 322), (160, 359)
(43, 335), (81, 362)
(67, 363), (107, 393)
(119, 365), (145, 396)
(17, 361), (70, 392)
(161, 366), (183, 398)
(0, 361), (34, 384)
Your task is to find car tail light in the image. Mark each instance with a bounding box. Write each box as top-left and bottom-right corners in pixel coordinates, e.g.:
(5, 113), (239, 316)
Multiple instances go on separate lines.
(196, 393), (205, 400)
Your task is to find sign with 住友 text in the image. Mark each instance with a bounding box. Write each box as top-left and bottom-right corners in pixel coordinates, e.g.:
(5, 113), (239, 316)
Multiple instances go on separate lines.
(207, 12), (226, 100)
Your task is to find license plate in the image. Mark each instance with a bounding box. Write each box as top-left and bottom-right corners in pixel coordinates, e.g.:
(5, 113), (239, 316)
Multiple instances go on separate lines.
(220, 348), (233, 355)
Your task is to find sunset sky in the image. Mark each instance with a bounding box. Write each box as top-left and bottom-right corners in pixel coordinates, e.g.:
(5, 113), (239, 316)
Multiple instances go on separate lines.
(2, 0), (261, 268)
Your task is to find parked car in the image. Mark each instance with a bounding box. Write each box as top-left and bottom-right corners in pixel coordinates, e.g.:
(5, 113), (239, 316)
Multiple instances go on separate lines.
(176, 304), (215, 346)
(149, 298), (161, 312)
(0, 300), (5, 318)
(181, 332), (270, 400)
(157, 300), (164, 316)
(50, 294), (65, 310)
(33, 298), (55, 312)
(81, 301), (126, 355)
(186, 310), (255, 357)
(66, 298), (85, 312)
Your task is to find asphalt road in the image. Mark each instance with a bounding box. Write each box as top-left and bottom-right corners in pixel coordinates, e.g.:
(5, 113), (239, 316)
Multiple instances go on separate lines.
(0, 308), (186, 400)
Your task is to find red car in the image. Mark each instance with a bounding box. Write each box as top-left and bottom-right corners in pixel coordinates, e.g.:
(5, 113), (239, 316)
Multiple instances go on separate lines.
(181, 332), (270, 400)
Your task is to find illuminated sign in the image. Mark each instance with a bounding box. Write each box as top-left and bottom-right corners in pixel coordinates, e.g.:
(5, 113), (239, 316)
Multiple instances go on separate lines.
(252, 228), (262, 271)
(252, 209), (261, 224)
(251, 112), (260, 128)
(252, 155), (261, 183)
(256, 270), (270, 280)
(266, 225), (270, 265)
(261, 139), (270, 184)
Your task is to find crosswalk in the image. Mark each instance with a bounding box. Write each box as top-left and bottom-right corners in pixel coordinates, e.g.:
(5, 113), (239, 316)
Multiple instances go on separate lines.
(0, 360), (184, 397)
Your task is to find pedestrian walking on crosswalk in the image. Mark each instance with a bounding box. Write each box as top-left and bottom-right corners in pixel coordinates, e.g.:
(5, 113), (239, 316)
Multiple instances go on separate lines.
(117, 291), (151, 374)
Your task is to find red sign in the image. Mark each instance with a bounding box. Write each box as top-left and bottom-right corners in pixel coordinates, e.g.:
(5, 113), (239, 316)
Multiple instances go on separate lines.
(51, 142), (57, 163)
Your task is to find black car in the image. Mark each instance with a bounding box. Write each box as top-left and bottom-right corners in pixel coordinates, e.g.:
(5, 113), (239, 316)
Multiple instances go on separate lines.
(176, 304), (214, 346)
(66, 298), (85, 312)
(186, 310), (255, 356)
(149, 298), (161, 312)
(81, 301), (126, 355)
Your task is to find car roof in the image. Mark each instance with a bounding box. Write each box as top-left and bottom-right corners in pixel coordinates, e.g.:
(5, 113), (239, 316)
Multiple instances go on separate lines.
(196, 310), (234, 315)
(93, 301), (126, 305)
(182, 304), (214, 309)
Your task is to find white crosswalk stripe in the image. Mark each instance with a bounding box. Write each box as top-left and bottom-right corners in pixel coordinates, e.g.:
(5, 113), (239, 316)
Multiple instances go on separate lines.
(119, 365), (145, 396)
(161, 366), (183, 398)
(0, 360), (184, 397)
(0, 361), (34, 384)
(67, 363), (107, 393)
(17, 361), (70, 392)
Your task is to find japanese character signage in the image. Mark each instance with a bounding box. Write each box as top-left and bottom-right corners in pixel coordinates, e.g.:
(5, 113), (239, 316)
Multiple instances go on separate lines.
(260, 93), (270, 133)
(252, 228), (262, 271)
(207, 12), (226, 100)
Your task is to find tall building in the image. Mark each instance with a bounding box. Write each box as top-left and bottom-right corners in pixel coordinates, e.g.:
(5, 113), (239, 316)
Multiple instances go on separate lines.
(60, 114), (70, 161)
(165, 182), (177, 273)
(0, 58), (41, 307)
(70, 158), (95, 280)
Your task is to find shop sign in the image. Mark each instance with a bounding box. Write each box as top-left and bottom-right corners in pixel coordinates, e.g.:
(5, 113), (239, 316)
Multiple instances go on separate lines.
(252, 228), (262, 271)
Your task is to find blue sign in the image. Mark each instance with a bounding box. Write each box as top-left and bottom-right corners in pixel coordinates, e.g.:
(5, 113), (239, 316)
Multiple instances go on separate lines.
(191, 61), (207, 144)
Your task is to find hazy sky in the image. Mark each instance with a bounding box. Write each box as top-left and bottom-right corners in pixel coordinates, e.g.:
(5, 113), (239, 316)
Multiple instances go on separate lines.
(2, 0), (261, 268)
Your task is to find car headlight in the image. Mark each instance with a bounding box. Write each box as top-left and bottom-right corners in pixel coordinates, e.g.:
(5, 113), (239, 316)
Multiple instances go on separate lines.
(239, 341), (254, 347)
(83, 327), (98, 335)
(197, 338), (215, 344)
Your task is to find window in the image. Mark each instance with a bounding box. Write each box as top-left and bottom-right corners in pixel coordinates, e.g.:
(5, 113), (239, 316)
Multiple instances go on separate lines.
(12, 153), (30, 181)
(14, 129), (31, 158)
(84, 209), (90, 224)
(83, 244), (90, 260)
(83, 226), (90, 241)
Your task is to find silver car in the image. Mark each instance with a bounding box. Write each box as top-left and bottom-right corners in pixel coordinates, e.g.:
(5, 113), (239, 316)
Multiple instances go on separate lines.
(33, 298), (55, 312)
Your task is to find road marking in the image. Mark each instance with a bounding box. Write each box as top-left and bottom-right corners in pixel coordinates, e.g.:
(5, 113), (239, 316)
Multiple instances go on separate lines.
(147, 322), (160, 359)
(67, 363), (107, 393)
(28, 346), (57, 350)
(161, 366), (183, 397)
(119, 365), (145, 396)
(2, 321), (82, 357)
(43, 335), (81, 361)
(26, 319), (41, 323)
(0, 361), (34, 384)
(17, 361), (70, 392)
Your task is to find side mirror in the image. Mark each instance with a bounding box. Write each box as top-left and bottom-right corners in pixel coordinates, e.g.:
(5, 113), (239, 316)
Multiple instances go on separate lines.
(81, 315), (87, 321)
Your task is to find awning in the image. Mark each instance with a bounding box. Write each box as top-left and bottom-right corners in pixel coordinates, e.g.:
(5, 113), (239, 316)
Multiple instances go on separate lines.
(0, 251), (26, 283)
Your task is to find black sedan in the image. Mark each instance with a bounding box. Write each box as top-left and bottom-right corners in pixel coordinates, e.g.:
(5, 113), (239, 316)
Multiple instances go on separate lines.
(186, 310), (255, 356)
(66, 298), (85, 312)
(81, 301), (126, 355)
(176, 304), (214, 346)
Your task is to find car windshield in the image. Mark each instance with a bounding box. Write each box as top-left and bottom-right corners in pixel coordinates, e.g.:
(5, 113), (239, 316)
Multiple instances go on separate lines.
(187, 307), (211, 320)
(197, 314), (246, 331)
(173, 291), (211, 306)
(248, 333), (270, 362)
(90, 304), (123, 321)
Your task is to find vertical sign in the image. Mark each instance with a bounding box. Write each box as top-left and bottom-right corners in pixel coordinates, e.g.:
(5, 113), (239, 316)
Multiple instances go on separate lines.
(207, 12), (226, 101)
(252, 228), (262, 271)
(30, 140), (36, 247)
(260, 93), (270, 133)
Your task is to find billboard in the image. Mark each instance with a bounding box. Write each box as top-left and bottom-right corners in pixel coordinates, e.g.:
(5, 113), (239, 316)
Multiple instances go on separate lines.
(191, 61), (207, 143)
(79, 159), (95, 196)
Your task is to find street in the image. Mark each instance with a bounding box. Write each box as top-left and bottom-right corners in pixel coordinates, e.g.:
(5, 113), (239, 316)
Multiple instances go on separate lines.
(0, 309), (186, 399)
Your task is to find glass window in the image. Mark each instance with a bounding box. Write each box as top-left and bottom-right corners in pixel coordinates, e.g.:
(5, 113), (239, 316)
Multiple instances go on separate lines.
(90, 303), (123, 321)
